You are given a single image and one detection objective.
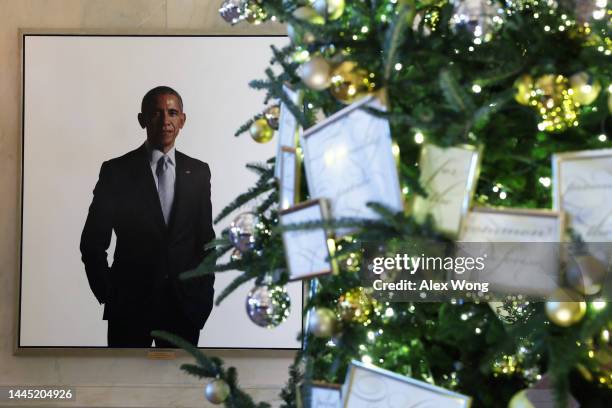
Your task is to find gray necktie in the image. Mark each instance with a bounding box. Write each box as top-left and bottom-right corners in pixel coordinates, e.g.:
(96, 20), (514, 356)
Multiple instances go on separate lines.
(156, 155), (174, 225)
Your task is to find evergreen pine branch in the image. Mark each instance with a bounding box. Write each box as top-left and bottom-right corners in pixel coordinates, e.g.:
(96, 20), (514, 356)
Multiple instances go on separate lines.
(439, 68), (475, 113)
(246, 161), (274, 176)
(214, 180), (275, 224)
(383, 2), (413, 83)
(180, 363), (214, 379)
(256, 190), (279, 214)
(215, 271), (258, 305)
(151, 331), (220, 376)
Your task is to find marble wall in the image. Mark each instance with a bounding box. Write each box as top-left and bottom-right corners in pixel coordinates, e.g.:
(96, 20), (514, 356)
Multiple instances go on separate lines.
(0, 1), (291, 407)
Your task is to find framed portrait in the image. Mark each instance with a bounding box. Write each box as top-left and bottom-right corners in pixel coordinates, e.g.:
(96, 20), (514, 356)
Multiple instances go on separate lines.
(275, 84), (302, 179)
(296, 381), (342, 408)
(553, 148), (612, 263)
(412, 143), (483, 239)
(300, 93), (403, 237)
(19, 34), (302, 349)
(280, 199), (337, 281)
(458, 207), (565, 297)
(279, 146), (300, 210)
(342, 361), (471, 407)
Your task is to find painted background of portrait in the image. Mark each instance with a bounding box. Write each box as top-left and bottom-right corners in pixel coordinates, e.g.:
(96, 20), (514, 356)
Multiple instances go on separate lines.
(20, 35), (302, 348)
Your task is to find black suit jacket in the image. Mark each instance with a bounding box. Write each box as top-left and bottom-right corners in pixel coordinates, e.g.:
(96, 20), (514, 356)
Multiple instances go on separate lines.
(80, 144), (215, 329)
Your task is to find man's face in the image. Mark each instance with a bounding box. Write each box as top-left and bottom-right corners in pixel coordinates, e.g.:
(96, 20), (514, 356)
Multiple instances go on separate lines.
(138, 93), (186, 152)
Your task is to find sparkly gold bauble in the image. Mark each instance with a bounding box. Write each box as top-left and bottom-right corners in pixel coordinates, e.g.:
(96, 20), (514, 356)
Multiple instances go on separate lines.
(287, 6), (324, 44)
(263, 104), (281, 130)
(308, 307), (338, 338)
(242, 1), (267, 24)
(584, 323), (612, 388)
(205, 379), (230, 404)
(337, 287), (377, 324)
(329, 61), (376, 104)
(514, 74), (534, 106)
(570, 72), (602, 105)
(530, 74), (578, 132)
(565, 254), (606, 295)
(312, 0), (345, 20)
(545, 289), (587, 327)
(298, 56), (332, 90)
(249, 118), (274, 143)
(508, 389), (535, 408)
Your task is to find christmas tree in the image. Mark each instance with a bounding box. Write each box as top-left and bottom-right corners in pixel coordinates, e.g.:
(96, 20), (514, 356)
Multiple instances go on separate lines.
(155, 0), (612, 406)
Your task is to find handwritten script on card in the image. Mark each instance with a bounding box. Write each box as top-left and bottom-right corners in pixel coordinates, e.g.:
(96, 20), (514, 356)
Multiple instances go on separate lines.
(343, 362), (469, 408)
(301, 96), (402, 235)
(281, 202), (333, 280)
(413, 144), (480, 238)
(459, 210), (561, 296)
(555, 150), (612, 263)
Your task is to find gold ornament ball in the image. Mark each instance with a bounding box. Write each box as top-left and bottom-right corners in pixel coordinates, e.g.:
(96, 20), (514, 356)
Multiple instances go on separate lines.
(565, 254), (606, 295)
(329, 61), (376, 104)
(312, 0), (345, 20)
(242, 1), (267, 24)
(299, 56), (332, 90)
(263, 104), (281, 130)
(570, 72), (601, 105)
(249, 118), (274, 143)
(308, 307), (338, 338)
(337, 287), (377, 324)
(530, 74), (577, 132)
(508, 390), (535, 408)
(584, 324), (612, 388)
(287, 6), (324, 44)
(545, 289), (587, 327)
(514, 74), (533, 106)
(205, 379), (230, 404)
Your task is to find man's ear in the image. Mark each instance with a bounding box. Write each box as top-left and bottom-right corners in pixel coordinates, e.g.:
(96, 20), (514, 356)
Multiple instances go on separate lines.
(179, 112), (186, 129)
(137, 112), (146, 129)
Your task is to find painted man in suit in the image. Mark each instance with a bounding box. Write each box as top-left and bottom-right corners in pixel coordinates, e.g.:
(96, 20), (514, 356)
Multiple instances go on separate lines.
(80, 86), (215, 347)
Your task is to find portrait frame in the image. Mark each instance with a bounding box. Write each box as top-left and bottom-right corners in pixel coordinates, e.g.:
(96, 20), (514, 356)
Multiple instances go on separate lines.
(552, 148), (612, 243)
(458, 206), (567, 297)
(16, 31), (304, 352)
(274, 84), (303, 180)
(342, 360), (472, 408)
(279, 146), (301, 210)
(412, 143), (483, 239)
(280, 199), (338, 282)
(300, 92), (403, 237)
(296, 381), (342, 408)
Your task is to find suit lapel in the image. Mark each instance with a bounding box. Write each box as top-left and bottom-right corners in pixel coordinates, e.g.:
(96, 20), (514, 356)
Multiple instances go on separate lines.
(134, 144), (167, 232)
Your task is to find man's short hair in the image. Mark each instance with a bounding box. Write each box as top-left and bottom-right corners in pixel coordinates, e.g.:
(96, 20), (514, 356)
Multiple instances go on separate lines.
(141, 86), (183, 113)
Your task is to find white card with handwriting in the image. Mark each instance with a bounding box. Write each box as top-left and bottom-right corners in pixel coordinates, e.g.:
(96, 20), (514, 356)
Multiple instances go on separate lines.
(553, 149), (612, 263)
(412, 144), (481, 238)
(301, 95), (402, 236)
(458, 208), (562, 296)
(342, 361), (470, 408)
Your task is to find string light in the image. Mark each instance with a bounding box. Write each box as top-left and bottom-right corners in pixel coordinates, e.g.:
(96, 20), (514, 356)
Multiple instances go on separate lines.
(414, 131), (425, 144)
(538, 177), (551, 187)
(598, 134), (607, 142)
(472, 84), (482, 93)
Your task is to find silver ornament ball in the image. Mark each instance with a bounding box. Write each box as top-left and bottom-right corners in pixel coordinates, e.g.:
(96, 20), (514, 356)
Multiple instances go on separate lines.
(449, 0), (503, 42)
(298, 56), (332, 90)
(308, 307), (337, 338)
(246, 283), (291, 328)
(205, 379), (230, 404)
(229, 212), (259, 252)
